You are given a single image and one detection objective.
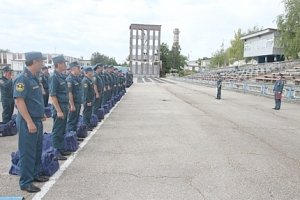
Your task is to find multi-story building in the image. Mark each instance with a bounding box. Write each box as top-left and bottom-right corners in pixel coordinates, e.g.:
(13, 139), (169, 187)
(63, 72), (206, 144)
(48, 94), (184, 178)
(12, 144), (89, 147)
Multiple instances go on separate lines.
(241, 28), (284, 63)
(129, 24), (162, 77)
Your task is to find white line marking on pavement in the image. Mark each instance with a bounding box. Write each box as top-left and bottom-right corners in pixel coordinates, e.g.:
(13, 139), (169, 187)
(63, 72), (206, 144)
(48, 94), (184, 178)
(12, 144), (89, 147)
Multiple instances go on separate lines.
(32, 90), (130, 200)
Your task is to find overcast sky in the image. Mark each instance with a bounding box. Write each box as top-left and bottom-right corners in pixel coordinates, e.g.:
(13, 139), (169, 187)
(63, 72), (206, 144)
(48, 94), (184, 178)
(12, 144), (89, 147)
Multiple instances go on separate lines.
(0, 0), (284, 63)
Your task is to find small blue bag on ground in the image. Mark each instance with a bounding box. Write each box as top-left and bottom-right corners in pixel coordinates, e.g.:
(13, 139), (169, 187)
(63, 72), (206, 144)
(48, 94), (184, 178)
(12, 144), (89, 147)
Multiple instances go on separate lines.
(77, 115), (88, 138)
(9, 151), (21, 176)
(0, 115), (17, 137)
(97, 108), (105, 121)
(103, 104), (109, 114)
(90, 114), (98, 128)
(41, 132), (59, 176)
(64, 131), (78, 152)
(0, 122), (9, 137)
(43, 132), (53, 151)
(41, 149), (59, 176)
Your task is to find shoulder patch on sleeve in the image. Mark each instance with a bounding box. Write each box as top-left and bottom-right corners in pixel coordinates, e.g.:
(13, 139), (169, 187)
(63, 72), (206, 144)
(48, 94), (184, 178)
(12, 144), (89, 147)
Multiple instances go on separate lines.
(16, 82), (25, 92)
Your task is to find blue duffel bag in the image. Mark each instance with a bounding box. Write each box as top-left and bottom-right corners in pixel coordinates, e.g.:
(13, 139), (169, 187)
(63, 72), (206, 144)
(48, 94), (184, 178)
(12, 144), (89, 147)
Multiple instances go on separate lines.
(90, 114), (98, 128)
(41, 133), (59, 176)
(103, 104), (109, 114)
(8, 151), (21, 176)
(0, 122), (9, 137)
(108, 100), (113, 109)
(41, 148), (59, 176)
(43, 132), (53, 151)
(76, 124), (88, 138)
(97, 108), (105, 121)
(77, 116), (88, 138)
(0, 114), (17, 137)
(64, 131), (78, 152)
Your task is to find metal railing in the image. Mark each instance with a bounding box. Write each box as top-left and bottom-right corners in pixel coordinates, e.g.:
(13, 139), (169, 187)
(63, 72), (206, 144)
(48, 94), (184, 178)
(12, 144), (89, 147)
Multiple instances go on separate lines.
(169, 77), (300, 101)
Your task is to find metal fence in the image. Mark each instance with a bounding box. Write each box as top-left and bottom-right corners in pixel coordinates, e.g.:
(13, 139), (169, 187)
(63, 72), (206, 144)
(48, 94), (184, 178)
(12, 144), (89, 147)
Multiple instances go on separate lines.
(169, 77), (300, 101)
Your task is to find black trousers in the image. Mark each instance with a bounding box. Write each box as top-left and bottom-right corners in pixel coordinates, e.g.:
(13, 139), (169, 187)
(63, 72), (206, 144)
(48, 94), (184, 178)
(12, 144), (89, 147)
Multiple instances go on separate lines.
(43, 91), (49, 107)
(217, 87), (221, 99)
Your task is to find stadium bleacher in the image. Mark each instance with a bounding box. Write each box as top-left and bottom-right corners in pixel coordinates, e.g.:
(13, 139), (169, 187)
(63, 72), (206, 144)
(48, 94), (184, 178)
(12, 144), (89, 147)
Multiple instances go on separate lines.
(192, 60), (300, 85)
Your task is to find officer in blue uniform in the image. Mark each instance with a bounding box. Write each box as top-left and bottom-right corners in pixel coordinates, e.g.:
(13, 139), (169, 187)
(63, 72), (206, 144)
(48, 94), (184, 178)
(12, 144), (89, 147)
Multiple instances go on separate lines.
(40, 66), (50, 107)
(0, 66), (14, 123)
(273, 73), (285, 110)
(66, 61), (82, 132)
(82, 67), (95, 130)
(14, 52), (48, 193)
(216, 73), (222, 100)
(93, 63), (104, 115)
(49, 55), (70, 160)
(104, 65), (113, 105)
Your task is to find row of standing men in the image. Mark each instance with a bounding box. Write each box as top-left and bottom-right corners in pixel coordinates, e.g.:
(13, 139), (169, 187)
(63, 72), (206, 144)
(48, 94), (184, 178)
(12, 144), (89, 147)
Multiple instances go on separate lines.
(10, 52), (129, 193)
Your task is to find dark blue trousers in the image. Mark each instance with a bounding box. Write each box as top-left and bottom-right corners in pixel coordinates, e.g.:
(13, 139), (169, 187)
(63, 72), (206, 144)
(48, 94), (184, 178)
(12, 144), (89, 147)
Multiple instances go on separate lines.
(17, 115), (43, 189)
(66, 103), (81, 132)
(83, 103), (93, 127)
(52, 104), (69, 151)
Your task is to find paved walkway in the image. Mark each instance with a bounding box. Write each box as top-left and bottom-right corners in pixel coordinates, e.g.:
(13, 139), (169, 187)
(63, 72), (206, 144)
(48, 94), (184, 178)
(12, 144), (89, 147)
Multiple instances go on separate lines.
(1, 78), (300, 199)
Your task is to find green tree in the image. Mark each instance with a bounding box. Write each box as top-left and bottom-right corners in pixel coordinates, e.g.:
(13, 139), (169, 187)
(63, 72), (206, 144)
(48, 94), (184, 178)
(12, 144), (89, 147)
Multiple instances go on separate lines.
(209, 26), (264, 68)
(160, 43), (171, 76)
(170, 43), (188, 71)
(91, 52), (118, 66)
(277, 0), (300, 59)
(159, 43), (188, 76)
(227, 29), (244, 64)
(210, 42), (228, 68)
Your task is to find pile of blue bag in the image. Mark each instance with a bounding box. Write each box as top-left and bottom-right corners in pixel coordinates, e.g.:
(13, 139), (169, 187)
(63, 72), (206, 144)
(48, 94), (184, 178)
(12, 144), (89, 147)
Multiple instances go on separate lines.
(0, 114), (17, 137)
(9, 131), (79, 177)
(8, 87), (129, 176)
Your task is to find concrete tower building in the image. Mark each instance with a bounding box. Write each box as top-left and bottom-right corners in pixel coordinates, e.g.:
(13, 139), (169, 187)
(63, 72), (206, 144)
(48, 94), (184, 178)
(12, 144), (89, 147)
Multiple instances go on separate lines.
(173, 28), (180, 46)
(129, 24), (161, 78)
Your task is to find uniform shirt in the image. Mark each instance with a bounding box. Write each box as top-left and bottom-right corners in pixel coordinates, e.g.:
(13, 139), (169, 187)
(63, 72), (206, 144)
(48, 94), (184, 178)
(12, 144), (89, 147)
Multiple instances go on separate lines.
(66, 74), (82, 104)
(40, 73), (49, 91)
(103, 72), (111, 88)
(13, 67), (44, 118)
(82, 76), (95, 104)
(93, 73), (104, 93)
(0, 76), (13, 100)
(49, 70), (69, 104)
(273, 80), (284, 92)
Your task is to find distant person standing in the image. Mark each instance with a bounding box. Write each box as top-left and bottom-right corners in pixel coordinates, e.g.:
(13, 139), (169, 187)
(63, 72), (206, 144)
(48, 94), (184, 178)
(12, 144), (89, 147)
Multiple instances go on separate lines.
(273, 73), (284, 110)
(0, 66), (14, 123)
(216, 73), (222, 100)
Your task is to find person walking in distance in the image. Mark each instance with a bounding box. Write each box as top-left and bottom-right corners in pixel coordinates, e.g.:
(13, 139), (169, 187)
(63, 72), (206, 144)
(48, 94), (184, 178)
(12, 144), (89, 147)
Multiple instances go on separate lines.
(216, 73), (222, 100)
(273, 73), (284, 110)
